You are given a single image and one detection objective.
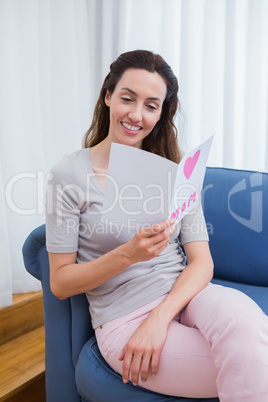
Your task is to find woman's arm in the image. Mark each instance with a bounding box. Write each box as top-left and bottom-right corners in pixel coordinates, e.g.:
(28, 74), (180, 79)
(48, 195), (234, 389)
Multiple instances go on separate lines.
(118, 240), (214, 386)
(49, 219), (175, 300)
(153, 241), (214, 324)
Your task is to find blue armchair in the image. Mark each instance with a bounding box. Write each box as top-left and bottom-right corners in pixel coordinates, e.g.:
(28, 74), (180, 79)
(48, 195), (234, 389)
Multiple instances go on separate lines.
(22, 167), (268, 402)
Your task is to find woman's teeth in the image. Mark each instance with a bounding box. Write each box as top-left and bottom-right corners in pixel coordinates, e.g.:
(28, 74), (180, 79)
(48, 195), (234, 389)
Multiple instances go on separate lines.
(122, 122), (141, 131)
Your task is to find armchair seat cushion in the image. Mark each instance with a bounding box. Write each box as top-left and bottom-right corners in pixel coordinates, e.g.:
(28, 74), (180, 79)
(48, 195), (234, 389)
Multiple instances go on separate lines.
(75, 278), (268, 402)
(75, 336), (219, 402)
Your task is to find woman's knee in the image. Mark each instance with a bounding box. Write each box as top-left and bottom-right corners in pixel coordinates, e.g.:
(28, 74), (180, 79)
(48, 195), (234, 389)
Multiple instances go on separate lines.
(203, 286), (268, 357)
(182, 284), (267, 344)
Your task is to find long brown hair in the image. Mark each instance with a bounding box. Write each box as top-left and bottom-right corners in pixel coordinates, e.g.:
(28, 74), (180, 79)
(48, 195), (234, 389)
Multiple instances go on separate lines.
(83, 50), (182, 163)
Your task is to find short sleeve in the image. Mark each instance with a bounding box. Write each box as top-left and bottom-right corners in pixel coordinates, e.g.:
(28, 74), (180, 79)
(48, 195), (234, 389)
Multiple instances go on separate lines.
(179, 202), (209, 245)
(46, 155), (81, 253)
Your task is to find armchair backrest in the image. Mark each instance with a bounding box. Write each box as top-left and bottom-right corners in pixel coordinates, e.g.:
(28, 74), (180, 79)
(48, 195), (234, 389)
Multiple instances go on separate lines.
(203, 167), (268, 286)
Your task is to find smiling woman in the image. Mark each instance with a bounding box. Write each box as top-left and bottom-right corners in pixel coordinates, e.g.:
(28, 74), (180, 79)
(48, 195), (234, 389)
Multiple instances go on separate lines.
(83, 50), (182, 163)
(103, 68), (166, 148)
(45, 50), (268, 400)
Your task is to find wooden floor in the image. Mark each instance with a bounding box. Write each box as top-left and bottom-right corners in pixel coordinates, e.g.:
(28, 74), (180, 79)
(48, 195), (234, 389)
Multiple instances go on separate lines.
(0, 292), (46, 401)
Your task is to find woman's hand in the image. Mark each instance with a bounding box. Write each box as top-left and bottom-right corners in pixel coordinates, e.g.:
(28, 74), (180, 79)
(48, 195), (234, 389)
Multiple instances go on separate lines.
(122, 219), (175, 265)
(118, 307), (168, 386)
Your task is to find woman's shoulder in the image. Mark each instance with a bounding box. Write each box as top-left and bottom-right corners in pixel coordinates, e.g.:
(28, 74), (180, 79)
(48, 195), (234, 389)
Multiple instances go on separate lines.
(49, 148), (92, 183)
(51, 148), (90, 169)
(64, 148), (90, 164)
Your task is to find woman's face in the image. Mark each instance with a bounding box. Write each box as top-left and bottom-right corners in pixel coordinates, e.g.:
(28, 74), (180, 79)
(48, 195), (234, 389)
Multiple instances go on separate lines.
(105, 68), (167, 148)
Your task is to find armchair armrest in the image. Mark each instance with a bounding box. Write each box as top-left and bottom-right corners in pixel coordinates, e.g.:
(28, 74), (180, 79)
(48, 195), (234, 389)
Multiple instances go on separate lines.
(22, 224), (46, 281)
(22, 224), (91, 402)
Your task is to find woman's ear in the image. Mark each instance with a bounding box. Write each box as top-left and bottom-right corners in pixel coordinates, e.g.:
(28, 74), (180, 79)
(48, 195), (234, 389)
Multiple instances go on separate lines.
(104, 91), (111, 107)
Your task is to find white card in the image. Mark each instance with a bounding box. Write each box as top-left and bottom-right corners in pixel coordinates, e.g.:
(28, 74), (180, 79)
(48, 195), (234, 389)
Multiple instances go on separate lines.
(101, 136), (213, 231)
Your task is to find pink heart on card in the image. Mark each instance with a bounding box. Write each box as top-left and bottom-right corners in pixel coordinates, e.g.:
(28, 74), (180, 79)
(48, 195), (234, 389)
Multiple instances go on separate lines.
(183, 150), (200, 180)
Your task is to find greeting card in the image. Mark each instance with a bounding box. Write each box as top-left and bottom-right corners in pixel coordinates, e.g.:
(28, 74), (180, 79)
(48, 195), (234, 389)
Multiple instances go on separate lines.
(101, 136), (213, 230)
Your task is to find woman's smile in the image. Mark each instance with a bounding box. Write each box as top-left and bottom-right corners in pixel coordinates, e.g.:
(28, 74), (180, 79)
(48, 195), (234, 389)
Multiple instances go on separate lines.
(121, 121), (143, 135)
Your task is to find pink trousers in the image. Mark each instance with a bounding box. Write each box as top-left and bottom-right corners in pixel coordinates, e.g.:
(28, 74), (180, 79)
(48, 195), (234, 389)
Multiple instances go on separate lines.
(95, 284), (268, 401)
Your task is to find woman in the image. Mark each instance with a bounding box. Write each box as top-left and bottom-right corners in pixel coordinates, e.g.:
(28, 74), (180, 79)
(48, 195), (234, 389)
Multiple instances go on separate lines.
(46, 50), (268, 400)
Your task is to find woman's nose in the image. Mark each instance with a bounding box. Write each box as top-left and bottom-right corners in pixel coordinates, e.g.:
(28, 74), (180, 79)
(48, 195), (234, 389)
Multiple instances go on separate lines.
(128, 105), (142, 122)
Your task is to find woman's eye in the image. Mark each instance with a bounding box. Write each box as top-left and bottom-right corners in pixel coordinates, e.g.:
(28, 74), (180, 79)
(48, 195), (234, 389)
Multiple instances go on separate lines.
(121, 97), (132, 102)
(147, 104), (157, 111)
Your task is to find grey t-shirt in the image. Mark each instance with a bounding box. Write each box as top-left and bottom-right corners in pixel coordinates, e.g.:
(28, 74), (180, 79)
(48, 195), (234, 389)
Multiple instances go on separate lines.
(46, 148), (209, 328)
